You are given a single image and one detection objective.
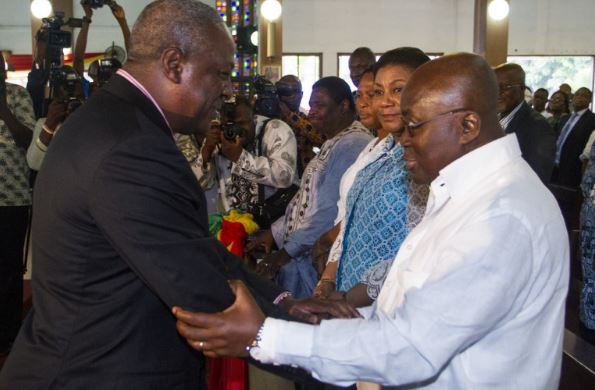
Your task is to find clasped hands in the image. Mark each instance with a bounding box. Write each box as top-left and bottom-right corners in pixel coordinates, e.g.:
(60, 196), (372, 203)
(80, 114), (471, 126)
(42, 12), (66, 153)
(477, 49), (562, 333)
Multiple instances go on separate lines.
(173, 280), (361, 358)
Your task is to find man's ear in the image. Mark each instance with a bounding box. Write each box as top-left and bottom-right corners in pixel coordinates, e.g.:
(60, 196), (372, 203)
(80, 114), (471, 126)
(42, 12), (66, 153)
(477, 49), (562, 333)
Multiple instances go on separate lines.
(459, 112), (480, 145)
(160, 47), (184, 84)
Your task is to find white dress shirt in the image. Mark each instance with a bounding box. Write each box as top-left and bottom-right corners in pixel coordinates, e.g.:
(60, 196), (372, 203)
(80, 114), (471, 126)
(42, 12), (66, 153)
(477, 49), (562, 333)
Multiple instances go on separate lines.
(192, 115), (298, 211)
(251, 134), (569, 389)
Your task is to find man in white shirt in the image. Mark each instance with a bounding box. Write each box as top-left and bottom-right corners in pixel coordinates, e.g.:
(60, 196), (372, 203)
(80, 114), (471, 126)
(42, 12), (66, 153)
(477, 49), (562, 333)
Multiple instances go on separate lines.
(173, 53), (569, 389)
(193, 96), (298, 214)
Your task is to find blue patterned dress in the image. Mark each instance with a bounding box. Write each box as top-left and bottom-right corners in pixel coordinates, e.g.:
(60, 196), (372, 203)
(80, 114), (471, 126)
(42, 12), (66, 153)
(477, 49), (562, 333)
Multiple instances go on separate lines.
(336, 136), (421, 292)
(580, 142), (595, 329)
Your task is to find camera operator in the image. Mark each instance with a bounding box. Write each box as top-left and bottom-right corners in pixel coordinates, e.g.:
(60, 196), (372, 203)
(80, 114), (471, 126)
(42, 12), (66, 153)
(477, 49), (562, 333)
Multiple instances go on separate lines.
(276, 75), (324, 176)
(74, 0), (130, 96)
(0, 54), (36, 355)
(27, 66), (85, 171)
(193, 94), (298, 220)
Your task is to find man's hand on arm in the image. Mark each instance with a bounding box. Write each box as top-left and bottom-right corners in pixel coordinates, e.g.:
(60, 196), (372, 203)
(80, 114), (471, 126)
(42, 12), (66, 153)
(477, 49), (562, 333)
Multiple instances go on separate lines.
(282, 296), (361, 324)
(173, 280), (265, 358)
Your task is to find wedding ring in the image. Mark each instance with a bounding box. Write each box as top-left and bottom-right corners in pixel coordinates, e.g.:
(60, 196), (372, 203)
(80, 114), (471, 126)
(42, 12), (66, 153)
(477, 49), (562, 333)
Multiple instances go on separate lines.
(198, 341), (204, 349)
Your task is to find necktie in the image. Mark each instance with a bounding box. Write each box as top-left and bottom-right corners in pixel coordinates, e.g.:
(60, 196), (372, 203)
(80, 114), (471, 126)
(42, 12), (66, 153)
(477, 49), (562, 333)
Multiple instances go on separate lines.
(555, 113), (577, 165)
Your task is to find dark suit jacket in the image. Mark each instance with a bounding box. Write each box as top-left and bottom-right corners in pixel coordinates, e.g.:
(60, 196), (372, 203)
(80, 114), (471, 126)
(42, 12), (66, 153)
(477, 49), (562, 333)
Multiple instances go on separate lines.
(505, 101), (556, 183)
(0, 75), (289, 389)
(552, 109), (595, 188)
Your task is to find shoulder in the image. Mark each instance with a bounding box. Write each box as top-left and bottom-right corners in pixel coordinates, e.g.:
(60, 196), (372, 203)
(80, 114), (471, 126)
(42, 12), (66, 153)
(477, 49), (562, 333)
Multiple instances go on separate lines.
(6, 82), (28, 94)
(336, 122), (373, 145)
(266, 118), (294, 134)
(522, 106), (554, 134)
(6, 82), (33, 103)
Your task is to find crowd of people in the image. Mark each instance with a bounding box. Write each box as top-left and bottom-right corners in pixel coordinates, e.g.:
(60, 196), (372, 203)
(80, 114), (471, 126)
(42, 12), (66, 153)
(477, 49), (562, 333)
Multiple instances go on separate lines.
(0, 0), (593, 389)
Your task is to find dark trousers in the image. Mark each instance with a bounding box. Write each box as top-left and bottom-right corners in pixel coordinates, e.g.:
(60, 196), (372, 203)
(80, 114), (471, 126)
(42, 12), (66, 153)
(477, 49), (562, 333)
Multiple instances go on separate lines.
(0, 206), (29, 349)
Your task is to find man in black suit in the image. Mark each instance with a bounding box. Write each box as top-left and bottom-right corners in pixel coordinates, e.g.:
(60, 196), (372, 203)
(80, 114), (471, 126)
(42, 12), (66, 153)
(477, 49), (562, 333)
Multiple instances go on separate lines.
(494, 63), (556, 183)
(0, 1), (324, 388)
(552, 87), (595, 188)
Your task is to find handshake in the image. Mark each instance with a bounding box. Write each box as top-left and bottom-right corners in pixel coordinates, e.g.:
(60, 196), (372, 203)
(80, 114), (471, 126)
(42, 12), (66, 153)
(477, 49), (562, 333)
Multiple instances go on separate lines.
(172, 280), (361, 358)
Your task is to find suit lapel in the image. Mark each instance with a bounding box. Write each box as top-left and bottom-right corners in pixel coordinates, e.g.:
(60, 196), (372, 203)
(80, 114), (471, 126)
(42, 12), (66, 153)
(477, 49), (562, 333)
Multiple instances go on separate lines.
(505, 101), (529, 134)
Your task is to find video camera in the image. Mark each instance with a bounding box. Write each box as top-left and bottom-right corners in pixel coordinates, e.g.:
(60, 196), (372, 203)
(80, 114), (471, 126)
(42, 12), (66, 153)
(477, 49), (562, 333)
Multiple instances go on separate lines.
(253, 76), (280, 118)
(220, 100), (244, 141)
(51, 66), (84, 113)
(81, 0), (116, 10)
(36, 12), (84, 89)
(36, 12), (84, 52)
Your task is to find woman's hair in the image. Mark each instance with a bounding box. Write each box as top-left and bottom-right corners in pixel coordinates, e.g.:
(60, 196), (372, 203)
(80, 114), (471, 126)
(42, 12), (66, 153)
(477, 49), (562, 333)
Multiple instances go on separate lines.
(373, 47), (431, 75)
(312, 76), (355, 113)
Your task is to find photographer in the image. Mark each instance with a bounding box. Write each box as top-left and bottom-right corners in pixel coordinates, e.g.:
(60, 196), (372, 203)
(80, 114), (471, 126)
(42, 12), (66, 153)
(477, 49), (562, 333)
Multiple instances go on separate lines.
(27, 66), (85, 171)
(193, 95), (297, 219)
(0, 54), (36, 355)
(74, 0), (130, 95)
(276, 75), (324, 176)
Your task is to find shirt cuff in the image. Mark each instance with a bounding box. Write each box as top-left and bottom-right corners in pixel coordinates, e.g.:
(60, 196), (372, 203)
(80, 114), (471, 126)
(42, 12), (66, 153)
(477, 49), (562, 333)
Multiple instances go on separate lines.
(249, 317), (314, 365)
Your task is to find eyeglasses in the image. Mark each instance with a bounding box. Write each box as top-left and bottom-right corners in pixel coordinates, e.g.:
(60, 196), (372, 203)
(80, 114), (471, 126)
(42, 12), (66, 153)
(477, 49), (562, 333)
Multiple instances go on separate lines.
(402, 108), (469, 137)
(498, 83), (524, 94)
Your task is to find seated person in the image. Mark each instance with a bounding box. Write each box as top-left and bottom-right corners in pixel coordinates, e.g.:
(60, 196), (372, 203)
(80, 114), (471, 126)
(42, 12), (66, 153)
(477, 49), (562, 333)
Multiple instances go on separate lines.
(27, 66), (85, 171)
(192, 95), (298, 215)
(247, 77), (373, 298)
(314, 48), (430, 306)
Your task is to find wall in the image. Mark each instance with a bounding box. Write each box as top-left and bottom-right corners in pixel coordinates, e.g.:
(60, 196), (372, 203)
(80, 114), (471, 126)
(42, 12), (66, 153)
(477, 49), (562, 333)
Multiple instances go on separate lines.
(1, 0), (594, 75)
(282, 0), (475, 76)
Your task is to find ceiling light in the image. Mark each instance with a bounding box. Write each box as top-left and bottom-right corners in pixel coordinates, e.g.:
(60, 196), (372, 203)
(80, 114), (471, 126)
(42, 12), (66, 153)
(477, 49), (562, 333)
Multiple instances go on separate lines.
(31, 0), (53, 19)
(488, 0), (509, 21)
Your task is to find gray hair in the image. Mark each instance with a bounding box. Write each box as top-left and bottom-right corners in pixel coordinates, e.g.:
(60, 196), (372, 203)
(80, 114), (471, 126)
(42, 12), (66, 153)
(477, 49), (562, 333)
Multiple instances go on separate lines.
(128, 0), (228, 62)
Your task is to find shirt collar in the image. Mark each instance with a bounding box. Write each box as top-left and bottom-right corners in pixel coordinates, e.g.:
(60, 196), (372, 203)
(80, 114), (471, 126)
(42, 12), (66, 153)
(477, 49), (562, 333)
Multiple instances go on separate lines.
(499, 101), (524, 129)
(116, 69), (174, 138)
(573, 108), (589, 117)
(431, 134), (522, 202)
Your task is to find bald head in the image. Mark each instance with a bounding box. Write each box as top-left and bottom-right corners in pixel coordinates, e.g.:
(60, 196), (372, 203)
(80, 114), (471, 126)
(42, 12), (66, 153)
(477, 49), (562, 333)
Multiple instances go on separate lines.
(400, 53), (504, 184)
(493, 63), (525, 84)
(128, 0), (229, 63)
(349, 47), (376, 87)
(403, 52), (500, 132)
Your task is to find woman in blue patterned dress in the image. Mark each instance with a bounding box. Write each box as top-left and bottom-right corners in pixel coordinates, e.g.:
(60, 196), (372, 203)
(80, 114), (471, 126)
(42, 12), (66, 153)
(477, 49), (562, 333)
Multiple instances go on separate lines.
(315, 48), (430, 305)
(580, 140), (595, 329)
